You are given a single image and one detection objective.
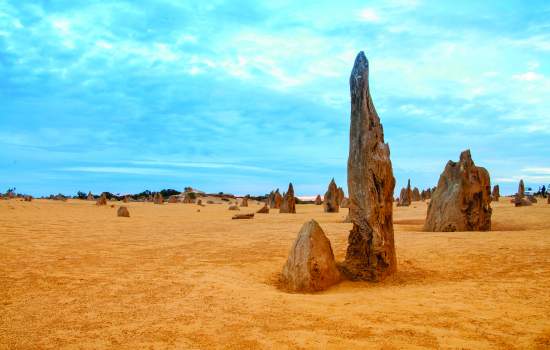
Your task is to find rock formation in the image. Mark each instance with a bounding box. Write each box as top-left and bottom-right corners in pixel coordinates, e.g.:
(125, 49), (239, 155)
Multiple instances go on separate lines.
(182, 195), (194, 204)
(268, 189), (283, 209)
(397, 179), (412, 207)
(424, 150), (492, 232)
(197, 199), (203, 206)
(323, 179), (340, 213)
(337, 187), (345, 206)
(491, 185), (500, 202)
(281, 220), (341, 292)
(412, 187), (421, 202)
(168, 195), (178, 203)
(340, 198), (350, 208)
(257, 203), (269, 214)
(122, 195), (130, 203)
(341, 52), (397, 281)
(117, 206), (130, 217)
(240, 196), (249, 207)
(513, 196), (532, 207)
(153, 192), (164, 205)
(517, 179), (525, 198)
(421, 188), (432, 201)
(228, 204), (240, 211)
(314, 195), (322, 205)
(547, 196), (550, 205)
(279, 183), (296, 214)
(24, 195), (33, 202)
(96, 193), (107, 206)
(527, 195), (538, 203)
(87, 192), (94, 201)
(512, 179), (532, 206)
(232, 213), (254, 220)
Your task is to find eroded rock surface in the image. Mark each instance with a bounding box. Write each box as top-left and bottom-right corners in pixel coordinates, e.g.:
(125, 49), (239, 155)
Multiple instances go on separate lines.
(492, 185), (500, 202)
(314, 195), (322, 205)
(269, 189), (283, 209)
(397, 179), (412, 207)
(279, 183), (296, 214)
(341, 52), (397, 281)
(412, 187), (421, 202)
(323, 179), (340, 213)
(117, 206), (130, 217)
(257, 203), (269, 214)
(281, 220), (340, 292)
(96, 193), (107, 206)
(154, 192), (164, 205)
(424, 150), (492, 232)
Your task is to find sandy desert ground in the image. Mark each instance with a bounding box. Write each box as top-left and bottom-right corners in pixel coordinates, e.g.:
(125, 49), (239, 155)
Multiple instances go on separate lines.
(1, 198), (549, 349)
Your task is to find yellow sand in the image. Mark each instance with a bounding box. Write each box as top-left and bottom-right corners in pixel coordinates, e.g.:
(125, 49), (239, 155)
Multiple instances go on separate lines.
(1, 198), (549, 349)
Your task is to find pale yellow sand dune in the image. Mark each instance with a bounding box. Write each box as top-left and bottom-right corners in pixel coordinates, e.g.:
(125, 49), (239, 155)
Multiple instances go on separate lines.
(1, 198), (549, 349)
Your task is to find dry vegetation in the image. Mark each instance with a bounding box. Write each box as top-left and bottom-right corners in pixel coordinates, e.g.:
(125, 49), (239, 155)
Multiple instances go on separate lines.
(1, 198), (549, 349)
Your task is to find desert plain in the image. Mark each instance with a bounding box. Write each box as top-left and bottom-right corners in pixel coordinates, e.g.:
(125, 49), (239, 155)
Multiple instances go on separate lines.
(1, 198), (549, 349)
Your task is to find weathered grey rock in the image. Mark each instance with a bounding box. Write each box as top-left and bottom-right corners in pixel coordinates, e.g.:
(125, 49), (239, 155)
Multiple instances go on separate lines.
(117, 206), (130, 217)
(513, 196), (532, 207)
(257, 203), (269, 214)
(153, 192), (164, 204)
(491, 185), (500, 202)
(281, 220), (341, 292)
(412, 187), (421, 202)
(397, 179), (412, 207)
(96, 193), (107, 206)
(337, 187), (345, 206)
(341, 52), (397, 281)
(314, 195), (322, 205)
(280, 183), (296, 213)
(268, 189), (283, 209)
(424, 150), (492, 232)
(182, 194), (195, 204)
(232, 213), (254, 219)
(323, 179), (340, 213)
(517, 179), (525, 198)
(340, 198), (350, 208)
(421, 187), (432, 201)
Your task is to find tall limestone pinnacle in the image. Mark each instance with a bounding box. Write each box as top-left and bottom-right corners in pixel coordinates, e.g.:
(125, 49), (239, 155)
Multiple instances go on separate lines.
(342, 51), (397, 281)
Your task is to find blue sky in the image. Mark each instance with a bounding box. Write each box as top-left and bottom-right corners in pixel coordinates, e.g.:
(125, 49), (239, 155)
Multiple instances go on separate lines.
(1, 0), (549, 197)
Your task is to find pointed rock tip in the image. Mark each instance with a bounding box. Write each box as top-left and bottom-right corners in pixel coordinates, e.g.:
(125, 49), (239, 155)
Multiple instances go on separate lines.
(459, 149), (472, 162)
(352, 51), (369, 72)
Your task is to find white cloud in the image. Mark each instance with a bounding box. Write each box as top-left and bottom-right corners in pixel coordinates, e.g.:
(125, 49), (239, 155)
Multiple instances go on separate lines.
(359, 8), (380, 22)
(95, 40), (113, 49)
(513, 71), (543, 81)
(61, 166), (175, 176)
(129, 160), (277, 173)
(51, 18), (71, 34)
(522, 167), (550, 175)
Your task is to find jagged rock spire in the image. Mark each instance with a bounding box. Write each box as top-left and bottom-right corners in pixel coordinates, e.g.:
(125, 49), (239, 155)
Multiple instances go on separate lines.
(342, 51), (397, 281)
